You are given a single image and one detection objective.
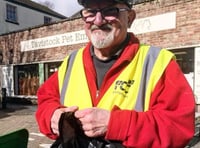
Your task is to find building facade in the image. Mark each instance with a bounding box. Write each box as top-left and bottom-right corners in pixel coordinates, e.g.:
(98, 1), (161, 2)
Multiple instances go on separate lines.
(0, 0), (200, 111)
(0, 0), (66, 35)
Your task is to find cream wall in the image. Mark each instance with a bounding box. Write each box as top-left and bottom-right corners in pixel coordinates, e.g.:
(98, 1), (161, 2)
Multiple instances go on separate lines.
(0, 1), (64, 35)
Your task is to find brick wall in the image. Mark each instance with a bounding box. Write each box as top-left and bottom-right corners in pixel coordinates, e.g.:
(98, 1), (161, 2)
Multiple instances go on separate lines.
(0, 0), (199, 64)
(0, 18), (85, 64)
(134, 0), (200, 48)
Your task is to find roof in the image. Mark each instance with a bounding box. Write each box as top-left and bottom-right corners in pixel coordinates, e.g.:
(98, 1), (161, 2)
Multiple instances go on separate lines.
(5, 0), (67, 19)
(133, 0), (154, 5)
(70, 11), (81, 19)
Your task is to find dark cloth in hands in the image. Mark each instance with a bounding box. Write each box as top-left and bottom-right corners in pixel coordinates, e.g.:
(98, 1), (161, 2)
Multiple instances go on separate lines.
(51, 112), (124, 148)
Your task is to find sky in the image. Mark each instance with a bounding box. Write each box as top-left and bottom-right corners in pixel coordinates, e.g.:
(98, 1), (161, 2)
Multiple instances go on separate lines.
(32, 0), (83, 17)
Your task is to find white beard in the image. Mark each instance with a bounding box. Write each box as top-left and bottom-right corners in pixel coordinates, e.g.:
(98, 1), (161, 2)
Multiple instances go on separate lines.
(90, 31), (114, 49)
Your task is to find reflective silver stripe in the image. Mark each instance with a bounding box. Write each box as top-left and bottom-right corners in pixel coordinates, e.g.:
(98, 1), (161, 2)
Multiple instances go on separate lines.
(135, 46), (161, 111)
(60, 50), (78, 104)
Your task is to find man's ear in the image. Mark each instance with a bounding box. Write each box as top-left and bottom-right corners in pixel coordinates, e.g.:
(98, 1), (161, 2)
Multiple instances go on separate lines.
(128, 9), (136, 28)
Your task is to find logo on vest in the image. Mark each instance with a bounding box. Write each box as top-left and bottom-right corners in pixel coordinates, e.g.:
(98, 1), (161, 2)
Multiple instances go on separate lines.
(113, 80), (134, 97)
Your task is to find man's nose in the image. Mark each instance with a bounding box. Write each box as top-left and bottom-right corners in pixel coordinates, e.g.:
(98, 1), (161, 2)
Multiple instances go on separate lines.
(93, 12), (105, 26)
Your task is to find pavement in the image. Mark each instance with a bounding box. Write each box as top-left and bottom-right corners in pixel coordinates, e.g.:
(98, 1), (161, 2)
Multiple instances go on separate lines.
(0, 103), (54, 148)
(0, 102), (200, 148)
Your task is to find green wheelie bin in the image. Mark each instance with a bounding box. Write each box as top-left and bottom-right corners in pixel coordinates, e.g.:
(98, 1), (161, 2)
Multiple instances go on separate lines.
(0, 128), (29, 148)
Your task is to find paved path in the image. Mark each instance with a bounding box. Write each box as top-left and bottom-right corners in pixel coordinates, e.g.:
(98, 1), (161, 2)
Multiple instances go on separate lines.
(0, 103), (54, 148)
(0, 103), (200, 148)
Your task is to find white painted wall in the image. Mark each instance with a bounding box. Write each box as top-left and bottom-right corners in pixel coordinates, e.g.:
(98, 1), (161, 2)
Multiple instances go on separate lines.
(194, 47), (200, 104)
(0, 1), (63, 34)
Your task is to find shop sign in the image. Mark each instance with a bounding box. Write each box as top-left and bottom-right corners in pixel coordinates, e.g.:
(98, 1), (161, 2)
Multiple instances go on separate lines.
(194, 47), (200, 104)
(129, 12), (176, 34)
(21, 30), (88, 52)
(21, 12), (176, 52)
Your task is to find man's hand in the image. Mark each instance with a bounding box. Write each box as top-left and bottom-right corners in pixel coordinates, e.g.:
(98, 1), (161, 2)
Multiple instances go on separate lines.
(75, 107), (110, 137)
(51, 106), (78, 135)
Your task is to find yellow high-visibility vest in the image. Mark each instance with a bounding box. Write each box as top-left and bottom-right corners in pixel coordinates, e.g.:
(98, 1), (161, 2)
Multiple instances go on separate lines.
(58, 45), (175, 111)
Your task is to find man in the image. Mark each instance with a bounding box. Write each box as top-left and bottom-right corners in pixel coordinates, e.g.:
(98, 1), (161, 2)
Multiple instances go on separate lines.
(36, 0), (195, 147)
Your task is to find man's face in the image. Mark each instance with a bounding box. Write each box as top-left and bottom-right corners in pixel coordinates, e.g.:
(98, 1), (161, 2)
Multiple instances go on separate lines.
(81, 2), (135, 50)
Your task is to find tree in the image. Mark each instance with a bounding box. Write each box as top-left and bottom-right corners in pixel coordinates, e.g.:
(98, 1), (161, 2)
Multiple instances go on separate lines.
(38, 0), (55, 9)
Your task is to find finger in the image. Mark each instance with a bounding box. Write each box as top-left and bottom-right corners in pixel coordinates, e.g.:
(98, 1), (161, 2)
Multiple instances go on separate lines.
(51, 109), (64, 135)
(84, 128), (105, 137)
(81, 122), (94, 131)
(51, 123), (59, 135)
(75, 108), (92, 118)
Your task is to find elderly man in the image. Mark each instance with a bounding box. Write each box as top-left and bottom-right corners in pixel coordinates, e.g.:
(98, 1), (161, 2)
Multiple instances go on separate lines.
(36, 0), (195, 147)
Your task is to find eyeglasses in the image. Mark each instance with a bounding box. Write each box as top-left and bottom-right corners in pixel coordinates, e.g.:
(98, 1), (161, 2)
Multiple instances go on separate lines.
(80, 7), (130, 23)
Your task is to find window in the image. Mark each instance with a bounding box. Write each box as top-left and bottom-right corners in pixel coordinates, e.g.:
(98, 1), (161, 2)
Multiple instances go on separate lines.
(44, 16), (52, 24)
(14, 64), (39, 95)
(170, 48), (194, 89)
(170, 48), (194, 74)
(6, 4), (18, 23)
(44, 62), (61, 80)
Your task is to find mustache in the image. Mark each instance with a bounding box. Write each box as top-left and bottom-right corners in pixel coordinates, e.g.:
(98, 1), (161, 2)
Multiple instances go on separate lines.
(91, 24), (112, 31)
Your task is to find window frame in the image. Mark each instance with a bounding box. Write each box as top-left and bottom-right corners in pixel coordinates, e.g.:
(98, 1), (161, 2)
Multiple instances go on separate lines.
(44, 16), (52, 24)
(5, 3), (18, 24)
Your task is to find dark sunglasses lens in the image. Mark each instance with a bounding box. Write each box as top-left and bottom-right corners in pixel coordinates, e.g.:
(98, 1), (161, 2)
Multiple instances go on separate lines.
(102, 7), (119, 17)
(81, 9), (96, 17)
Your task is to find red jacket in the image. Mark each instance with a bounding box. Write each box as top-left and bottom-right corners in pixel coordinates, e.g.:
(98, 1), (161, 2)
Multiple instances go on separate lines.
(36, 33), (195, 147)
